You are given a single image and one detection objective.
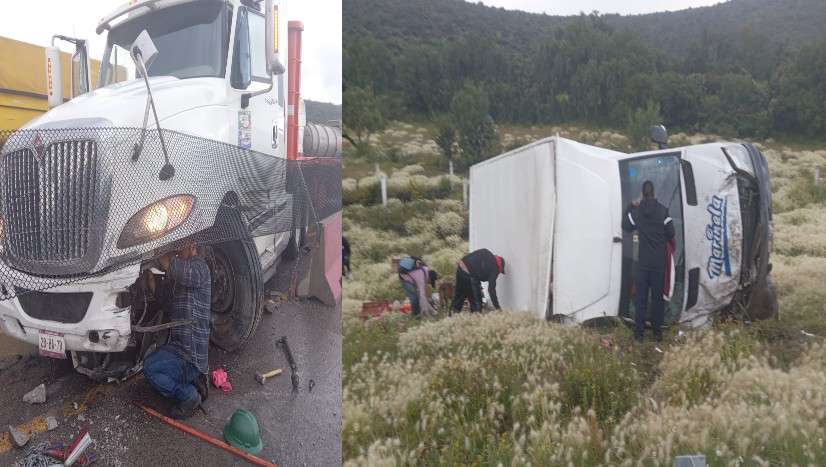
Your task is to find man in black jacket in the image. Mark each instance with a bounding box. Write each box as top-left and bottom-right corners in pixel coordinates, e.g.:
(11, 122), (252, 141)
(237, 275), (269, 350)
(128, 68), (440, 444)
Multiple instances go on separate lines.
(622, 180), (675, 342)
(451, 248), (506, 314)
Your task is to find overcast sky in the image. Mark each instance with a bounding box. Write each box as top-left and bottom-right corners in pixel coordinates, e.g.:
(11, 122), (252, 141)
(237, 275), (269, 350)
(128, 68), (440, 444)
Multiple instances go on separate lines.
(0, 0), (341, 104)
(481, 0), (724, 15)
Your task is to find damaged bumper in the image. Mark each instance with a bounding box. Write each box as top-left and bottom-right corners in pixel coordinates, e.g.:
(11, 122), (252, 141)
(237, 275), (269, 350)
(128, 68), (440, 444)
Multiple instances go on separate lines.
(0, 265), (139, 353)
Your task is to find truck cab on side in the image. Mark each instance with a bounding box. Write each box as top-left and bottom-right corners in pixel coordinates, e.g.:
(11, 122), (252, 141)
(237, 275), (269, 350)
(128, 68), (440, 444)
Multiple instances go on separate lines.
(0, 0), (326, 380)
(469, 134), (776, 327)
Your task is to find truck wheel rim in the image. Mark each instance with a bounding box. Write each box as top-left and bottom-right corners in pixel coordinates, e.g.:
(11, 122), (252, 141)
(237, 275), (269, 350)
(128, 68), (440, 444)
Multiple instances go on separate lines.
(207, 247), (235, 314)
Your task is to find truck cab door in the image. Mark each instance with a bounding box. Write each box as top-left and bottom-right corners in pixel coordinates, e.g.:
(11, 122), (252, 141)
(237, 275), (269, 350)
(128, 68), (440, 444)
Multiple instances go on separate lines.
(230, 6), (284, 157)
(228, 5), (288, 236)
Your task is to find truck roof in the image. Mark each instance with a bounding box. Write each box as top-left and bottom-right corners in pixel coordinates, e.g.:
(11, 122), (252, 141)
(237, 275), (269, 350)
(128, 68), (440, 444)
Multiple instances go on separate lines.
(96, 0), (207, 35)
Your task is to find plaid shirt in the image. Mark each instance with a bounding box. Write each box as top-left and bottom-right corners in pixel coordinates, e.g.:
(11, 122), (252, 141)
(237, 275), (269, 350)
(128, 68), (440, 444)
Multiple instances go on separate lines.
(167, 256), (211, 374)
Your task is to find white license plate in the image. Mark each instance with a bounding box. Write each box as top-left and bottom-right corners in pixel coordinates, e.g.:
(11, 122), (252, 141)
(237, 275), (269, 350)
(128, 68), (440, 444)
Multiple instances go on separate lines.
(38, 330), (66, 359)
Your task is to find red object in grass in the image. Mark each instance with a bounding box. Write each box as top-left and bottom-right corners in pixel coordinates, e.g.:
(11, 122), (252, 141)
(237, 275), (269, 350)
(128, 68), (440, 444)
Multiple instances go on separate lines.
(399, 303), (411, 314)
(360, 301), (391, 320)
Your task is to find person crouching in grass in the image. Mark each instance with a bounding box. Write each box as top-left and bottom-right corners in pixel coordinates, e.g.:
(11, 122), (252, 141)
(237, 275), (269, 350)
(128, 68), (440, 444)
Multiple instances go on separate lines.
(398, 256), (439, 318)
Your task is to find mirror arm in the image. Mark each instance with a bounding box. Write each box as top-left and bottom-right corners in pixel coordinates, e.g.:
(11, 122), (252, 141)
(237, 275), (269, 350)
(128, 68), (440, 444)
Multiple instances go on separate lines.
(134, 52), (175, 180)
(241, 80), (274, 109)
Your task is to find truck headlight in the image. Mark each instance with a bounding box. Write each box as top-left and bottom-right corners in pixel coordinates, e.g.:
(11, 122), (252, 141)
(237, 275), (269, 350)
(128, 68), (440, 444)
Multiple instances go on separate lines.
(117, 195), (195, 249)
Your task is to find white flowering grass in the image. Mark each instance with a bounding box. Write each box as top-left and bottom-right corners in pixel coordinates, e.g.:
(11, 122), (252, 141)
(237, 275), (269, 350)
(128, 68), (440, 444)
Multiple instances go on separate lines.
(344, 312), (642, 466)
(343, 129), (826, 466)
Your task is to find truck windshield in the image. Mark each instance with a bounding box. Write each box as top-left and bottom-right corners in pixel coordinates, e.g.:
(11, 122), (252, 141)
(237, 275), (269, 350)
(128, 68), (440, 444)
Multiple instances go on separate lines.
(99, 1), (230, 86)
(618, 153), (686, 324)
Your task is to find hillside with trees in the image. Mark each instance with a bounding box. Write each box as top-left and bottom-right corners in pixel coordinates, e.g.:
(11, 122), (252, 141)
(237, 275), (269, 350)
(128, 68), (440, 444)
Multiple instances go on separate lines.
(343, 0), (826, 153)
(305, 100), (342, 124)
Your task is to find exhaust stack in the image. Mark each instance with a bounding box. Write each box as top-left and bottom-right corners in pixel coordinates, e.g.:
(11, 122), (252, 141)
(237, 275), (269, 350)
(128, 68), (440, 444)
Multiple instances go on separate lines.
(286, 20), (303, 160)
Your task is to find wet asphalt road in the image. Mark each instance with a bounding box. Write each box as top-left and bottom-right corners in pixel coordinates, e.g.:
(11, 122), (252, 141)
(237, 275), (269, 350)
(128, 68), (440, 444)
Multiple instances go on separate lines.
(0, 268), (341, 466)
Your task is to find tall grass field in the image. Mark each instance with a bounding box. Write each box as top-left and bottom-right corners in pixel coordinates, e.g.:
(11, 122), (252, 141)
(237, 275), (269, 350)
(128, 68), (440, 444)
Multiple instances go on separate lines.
(342, 122), (826, 466)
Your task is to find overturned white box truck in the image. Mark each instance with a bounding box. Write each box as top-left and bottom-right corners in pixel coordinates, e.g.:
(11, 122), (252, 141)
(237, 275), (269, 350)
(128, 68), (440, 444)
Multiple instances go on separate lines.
(470, 135), (776, 327)
(0, 0), (342, 380)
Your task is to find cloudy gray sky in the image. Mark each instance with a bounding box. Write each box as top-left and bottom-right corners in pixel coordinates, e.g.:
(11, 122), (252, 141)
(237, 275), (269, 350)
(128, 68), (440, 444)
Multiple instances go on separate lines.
(481, 0), (724, 15)
(0, 0), (341, 104)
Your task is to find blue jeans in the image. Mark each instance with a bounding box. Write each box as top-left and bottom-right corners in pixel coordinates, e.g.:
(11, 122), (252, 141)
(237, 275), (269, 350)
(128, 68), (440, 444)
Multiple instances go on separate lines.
(635, 268), (665, 341)
(144, 345), (199, 403)
(400, 281), (420, 316)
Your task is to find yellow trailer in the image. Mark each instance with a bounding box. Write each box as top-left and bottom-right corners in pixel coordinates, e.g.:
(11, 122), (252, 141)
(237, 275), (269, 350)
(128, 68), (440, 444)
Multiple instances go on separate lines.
(0, 36), (108, 131)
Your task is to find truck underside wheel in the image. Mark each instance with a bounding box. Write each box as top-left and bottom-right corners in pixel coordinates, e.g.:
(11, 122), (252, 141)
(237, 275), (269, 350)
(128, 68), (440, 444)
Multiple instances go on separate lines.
(205, 219), (264, 352)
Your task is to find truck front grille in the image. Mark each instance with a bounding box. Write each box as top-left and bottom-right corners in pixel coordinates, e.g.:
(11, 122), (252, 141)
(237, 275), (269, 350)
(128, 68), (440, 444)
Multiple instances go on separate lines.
(3, 140), (98, 265)
(15, 287), (92, 324)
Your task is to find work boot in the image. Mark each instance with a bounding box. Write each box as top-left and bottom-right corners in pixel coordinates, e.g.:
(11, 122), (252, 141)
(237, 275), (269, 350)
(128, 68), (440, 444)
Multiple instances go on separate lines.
(170, 392), (202, 420)
(196, 372), (209, 403)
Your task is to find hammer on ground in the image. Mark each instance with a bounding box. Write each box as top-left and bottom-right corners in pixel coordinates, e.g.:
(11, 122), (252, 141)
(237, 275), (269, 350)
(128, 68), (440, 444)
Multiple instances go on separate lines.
(255, 368), (282, 385)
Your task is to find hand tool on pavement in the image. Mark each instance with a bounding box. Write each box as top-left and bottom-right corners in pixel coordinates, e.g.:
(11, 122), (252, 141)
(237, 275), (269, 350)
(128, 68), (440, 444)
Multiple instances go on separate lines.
(134, 401), (276, 467)
(254, 368), (282, 385)
(276, 336), (299, 392)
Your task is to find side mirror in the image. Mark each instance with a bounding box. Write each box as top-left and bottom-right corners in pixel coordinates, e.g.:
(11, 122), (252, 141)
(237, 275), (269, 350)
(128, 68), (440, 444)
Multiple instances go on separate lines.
(130, 30), (159, 74)
(70, 41), (91, 98)
(45, 46), (63, 109)
(650, 124), (668, 150)
(45, 35), (93, 109)
(265, 0), (286, 75)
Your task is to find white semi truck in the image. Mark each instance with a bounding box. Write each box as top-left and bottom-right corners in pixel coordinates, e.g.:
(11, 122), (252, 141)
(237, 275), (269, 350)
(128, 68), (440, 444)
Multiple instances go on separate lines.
(470, 131), (776, 327)
(0, 0), (340, 380)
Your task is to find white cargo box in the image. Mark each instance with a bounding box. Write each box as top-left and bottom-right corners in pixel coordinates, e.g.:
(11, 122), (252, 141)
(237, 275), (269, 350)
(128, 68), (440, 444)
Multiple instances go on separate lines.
(469, 137), (624, 322)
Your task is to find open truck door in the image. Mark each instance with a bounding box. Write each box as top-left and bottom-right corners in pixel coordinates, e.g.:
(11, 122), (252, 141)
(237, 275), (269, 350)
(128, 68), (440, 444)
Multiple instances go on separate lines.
(551, 139), (623, 322)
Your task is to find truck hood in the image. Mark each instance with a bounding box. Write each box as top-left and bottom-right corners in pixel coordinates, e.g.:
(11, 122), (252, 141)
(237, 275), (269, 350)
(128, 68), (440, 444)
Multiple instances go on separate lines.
(23, 77), (228, 129)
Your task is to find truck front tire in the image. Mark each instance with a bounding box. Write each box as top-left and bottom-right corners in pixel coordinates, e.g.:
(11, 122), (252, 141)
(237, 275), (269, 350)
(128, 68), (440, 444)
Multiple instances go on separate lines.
(205, 214), (264, 352)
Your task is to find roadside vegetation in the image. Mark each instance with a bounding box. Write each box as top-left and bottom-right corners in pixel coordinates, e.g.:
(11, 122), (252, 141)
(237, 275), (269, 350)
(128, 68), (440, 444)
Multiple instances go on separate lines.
(342, 122), (826, 466)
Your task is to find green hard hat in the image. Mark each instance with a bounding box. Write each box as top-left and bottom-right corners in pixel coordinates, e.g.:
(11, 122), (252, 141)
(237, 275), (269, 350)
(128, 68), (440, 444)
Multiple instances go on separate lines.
(223, 408), (263, 455)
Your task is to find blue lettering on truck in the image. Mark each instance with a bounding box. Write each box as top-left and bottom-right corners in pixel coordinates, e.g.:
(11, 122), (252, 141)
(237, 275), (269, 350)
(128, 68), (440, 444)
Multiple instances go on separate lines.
(705, 195), (731, 279)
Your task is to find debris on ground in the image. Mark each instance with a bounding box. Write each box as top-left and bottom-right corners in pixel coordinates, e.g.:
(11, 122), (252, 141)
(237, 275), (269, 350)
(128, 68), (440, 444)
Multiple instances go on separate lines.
(14, 435), (99, 467)
(8, 425), (30, 448)
(264, 299), (278, 314)
(13, 442), (52, 467)
(211, 368), (233, 394)
(308, 379), (315, 393)
(276, 336), (299, 392)
(64, 430), (93, 466)
(77, 414), (85, 422)
(45, 417), (58, 431)
(801, 329), (816, 338)
(136, 402), (274, 467)
(22, 384), (46, 404)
